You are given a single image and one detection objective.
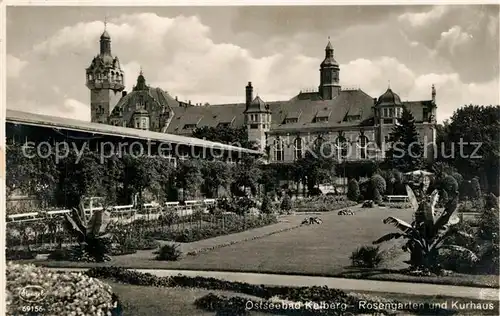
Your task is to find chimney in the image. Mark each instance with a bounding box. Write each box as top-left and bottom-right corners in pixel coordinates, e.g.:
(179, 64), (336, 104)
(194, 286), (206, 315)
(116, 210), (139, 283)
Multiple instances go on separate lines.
(122, 91), (127, 97)
(188, 100), (191, 105)
(175, 96), (178, 101)
(246, 82), (253, 108)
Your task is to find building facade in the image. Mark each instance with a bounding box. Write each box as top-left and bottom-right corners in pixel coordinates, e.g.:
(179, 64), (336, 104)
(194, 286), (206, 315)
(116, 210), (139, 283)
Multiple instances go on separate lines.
(87, 28), (437, 163)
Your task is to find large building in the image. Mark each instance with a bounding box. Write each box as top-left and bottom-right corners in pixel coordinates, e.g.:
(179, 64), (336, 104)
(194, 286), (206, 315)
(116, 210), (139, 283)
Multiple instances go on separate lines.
(86, 27), (437, 163)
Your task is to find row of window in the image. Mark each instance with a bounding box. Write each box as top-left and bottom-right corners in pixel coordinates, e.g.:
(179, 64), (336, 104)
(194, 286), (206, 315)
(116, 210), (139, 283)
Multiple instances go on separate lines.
(381, 107), (403, 118)
(248, 114), (271, 122)
(272, 135), (370, 161)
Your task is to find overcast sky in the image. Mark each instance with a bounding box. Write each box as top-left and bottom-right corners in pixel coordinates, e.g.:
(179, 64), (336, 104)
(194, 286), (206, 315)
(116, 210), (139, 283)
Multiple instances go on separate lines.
(6, 5), (499, 123)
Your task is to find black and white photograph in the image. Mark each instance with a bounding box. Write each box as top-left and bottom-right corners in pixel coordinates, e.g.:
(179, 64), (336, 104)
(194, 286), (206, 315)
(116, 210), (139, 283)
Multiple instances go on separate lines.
(3, 3), (500, 315)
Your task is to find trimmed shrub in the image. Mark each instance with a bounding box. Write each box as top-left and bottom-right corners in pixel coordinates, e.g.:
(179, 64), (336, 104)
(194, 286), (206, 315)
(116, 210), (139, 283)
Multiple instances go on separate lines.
(280, 194), (292, 211)
(350, 245), (385, 268)
(441, 175), (459, 198)
(484, 193), (499, 212)
(261, 195), (273, 214)
(371, 174), (386, 194)
(7, 262), (122, 315)
(478, 205), (500, 241)
(347, 179), (360, 202)
(6, 248), (37, 260)
(362, 200), (374, 208)
(471, 177), (482, 199)
(156, 243), (182, 261)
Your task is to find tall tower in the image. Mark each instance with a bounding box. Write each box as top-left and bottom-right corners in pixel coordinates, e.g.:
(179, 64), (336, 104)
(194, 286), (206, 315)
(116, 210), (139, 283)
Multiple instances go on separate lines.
(86, 22), (125, 124)
(318, 39), (341, 100)
(244, 82), (271, 151)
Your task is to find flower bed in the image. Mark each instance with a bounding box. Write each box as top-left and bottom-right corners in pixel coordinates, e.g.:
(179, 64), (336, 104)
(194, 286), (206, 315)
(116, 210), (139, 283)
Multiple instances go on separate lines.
(185, 224), (303, 256)
(6, 263), (122, 315)
(146, 214), (278, 243)
(293, 197), (358, 213)
(87, 267), (450, 316)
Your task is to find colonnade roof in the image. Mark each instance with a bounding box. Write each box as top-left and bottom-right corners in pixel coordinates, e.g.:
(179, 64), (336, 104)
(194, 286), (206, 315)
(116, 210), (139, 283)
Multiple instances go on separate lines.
(6, 109), (263, 155)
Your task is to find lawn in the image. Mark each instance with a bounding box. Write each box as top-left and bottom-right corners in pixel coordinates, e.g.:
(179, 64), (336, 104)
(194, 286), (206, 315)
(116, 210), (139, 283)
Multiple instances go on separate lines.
(22, 207), (499, 288)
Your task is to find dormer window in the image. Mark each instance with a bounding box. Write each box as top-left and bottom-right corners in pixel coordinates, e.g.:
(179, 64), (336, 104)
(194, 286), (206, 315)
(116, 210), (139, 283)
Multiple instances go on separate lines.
(218, 122), (230, 128)
(183, 124), (197, 129)
(285, 118), (298, 124)
(315, 109), (331, 123)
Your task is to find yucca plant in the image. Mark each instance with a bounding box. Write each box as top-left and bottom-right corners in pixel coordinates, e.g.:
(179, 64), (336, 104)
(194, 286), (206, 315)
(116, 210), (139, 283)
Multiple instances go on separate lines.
(373, 185), (478, 272)
(64, 201), (113, 262)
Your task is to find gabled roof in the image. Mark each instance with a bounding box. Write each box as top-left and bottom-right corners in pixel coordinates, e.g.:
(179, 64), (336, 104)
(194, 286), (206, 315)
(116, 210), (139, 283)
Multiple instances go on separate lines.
(111, 87), (179, 123)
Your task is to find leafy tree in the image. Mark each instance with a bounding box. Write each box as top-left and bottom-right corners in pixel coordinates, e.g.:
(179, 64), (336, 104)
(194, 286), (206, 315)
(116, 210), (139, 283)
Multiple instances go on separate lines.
(7, 142), (59, 208)
(295, 151), (336, 195)
(201, 160), (232, 198)
(231, 155), (261, 196)
(386, 107), (423, 172)
(57, 150), (104, 209)
(102, 154), (124, 205)
(122, 154), (163, 208)
(259, 167), (280, 195)
(441, 105), (500, 194)
(156, 157), (177, 203)
(347, 179), (360, 201)
(192, 125), (256, 149)
(175, 159), (203, 200)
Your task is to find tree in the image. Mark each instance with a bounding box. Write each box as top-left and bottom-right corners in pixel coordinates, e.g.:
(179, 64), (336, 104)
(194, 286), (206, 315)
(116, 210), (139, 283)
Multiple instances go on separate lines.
(259, 167), (280, 196)
(175, 159), (203, 200)
(231, 155), (261, 196)
(295, 151), (336, 195)
(7, 142), (59, 209)
(192, 125), (256, 149)
(441, 105), (500, 194)
(201, 160), (232, 198)
(347, 179), (360, 202)
(122, 154), (163, 208)
(386, 107), (423, 172)
(57, 150), (104, 209)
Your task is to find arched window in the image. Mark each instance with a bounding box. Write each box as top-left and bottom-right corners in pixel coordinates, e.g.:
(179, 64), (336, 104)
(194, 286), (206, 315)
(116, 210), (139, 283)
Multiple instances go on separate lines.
(274, 137), (284, 161)
(293, 137), (303, 160)
(359, 135), (368, 159)
(336, 136), (348, 159)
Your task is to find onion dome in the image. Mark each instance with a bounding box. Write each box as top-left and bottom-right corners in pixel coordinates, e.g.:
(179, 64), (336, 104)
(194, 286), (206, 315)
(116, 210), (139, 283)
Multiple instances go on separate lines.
(377, 88), (402, 106)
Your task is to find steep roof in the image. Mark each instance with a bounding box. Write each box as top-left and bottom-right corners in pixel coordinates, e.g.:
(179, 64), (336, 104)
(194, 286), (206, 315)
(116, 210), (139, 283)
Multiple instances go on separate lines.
(377, 88), (402, 106)
(166, 89), (376, 135)
(111, 87), (179, 122)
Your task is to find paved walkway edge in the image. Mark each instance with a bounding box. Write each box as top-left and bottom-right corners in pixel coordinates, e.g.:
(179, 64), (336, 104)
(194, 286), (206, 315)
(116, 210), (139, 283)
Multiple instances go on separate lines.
(49, 268), (499, 301)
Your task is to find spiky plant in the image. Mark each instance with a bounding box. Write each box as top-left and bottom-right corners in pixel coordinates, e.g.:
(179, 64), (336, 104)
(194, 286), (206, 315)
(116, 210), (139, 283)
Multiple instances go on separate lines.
(64, 201), (113, 262)
(373, 185), (477, 272)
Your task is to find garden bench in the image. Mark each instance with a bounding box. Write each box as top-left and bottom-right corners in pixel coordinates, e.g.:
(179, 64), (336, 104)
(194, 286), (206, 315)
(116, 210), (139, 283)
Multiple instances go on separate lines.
(386, 195), (409, 203)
